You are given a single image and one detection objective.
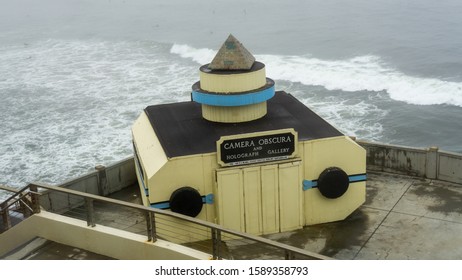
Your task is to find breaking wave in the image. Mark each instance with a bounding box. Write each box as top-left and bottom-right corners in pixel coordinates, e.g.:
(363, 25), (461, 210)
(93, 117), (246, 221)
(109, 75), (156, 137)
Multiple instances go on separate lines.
(0, 39), (196, 189)
(171, 43), (462, 107)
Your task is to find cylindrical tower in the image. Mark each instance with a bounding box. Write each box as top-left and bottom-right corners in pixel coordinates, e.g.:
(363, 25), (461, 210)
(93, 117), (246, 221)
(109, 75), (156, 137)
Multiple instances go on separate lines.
(191, 34), (275, 123)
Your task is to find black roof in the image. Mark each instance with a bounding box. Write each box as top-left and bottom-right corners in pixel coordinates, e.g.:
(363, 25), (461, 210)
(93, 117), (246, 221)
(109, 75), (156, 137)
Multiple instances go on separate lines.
(144, 91), (343, 158)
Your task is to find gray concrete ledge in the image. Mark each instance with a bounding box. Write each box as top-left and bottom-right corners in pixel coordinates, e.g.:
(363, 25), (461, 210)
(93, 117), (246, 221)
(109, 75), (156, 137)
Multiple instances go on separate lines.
(358, 140), (462, 185)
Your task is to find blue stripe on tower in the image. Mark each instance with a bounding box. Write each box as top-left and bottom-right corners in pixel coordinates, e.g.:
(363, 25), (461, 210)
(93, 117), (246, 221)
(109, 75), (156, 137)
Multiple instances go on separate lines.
(192, 85), (275, 106)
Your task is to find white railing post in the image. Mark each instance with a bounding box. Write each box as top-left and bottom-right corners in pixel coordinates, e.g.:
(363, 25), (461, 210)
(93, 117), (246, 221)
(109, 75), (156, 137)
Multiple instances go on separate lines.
(426, 146), (439, 179)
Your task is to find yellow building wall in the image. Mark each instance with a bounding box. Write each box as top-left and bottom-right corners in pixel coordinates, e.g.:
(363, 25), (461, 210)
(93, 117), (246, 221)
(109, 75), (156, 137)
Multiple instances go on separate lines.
(199, 67), (266, 93)
(133, 116), (367, 237)
(301, 136), (366, 225)
(304, 181), (366, 225)
(202, 102), (267, 123)
(303, 136), (366, 180)
(145, 154), (219, 243)
(132, 111), (168, 198)
(133, 112), (222, 243)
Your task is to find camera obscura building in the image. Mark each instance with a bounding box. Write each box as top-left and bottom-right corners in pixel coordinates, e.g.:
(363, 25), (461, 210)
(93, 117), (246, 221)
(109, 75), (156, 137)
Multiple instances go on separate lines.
(132, 35), (366, 240)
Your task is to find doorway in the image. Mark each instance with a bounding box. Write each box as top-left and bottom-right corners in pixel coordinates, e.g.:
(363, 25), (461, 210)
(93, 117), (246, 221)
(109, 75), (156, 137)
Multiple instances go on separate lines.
(216, 161), (303, 234)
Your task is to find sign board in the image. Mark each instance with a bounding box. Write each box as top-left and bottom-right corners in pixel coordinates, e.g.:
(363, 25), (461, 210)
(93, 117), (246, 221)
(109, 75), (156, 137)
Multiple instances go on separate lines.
(216, 129), (298, 167)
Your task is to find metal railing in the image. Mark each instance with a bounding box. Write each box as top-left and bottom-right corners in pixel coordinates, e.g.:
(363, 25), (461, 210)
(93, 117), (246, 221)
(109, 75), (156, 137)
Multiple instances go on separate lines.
(0, 185), (40, 232)
(2, 183), (330, 260)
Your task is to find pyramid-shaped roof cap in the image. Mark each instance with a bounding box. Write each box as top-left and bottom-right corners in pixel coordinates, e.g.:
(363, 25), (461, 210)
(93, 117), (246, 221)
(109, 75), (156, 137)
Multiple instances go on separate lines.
(209, 34), (256, 70)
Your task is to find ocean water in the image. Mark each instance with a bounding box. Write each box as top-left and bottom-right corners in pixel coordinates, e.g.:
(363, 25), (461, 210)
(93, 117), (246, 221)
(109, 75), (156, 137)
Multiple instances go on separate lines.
(1, 0), (462, 194)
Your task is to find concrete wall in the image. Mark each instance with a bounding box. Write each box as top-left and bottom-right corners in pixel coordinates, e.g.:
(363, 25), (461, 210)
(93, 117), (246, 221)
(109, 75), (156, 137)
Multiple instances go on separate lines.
(358, 140), (462, 184)
(0, 211), (209, 260)
(437, 151), (462, 184)
(58, 157), (136, 195)
(39, 157), (136, 212)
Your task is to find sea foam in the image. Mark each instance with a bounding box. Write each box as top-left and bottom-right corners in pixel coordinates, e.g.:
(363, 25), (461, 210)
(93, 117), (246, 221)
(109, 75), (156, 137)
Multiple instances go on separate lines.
(171, 44), (462, 107)
(0, 39), (196, 189)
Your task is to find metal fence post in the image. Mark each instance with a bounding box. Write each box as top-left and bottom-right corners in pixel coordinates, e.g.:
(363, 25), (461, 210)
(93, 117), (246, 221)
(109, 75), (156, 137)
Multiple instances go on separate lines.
(29, 184), (41, 214)
(1, 201), (11, 231)
(212, 228), (222, 260)
(151, 212), (157, 242)
(146, 211), (157, 242)
(285, 250), (295, 260)
(85, 197), (96, 227)
(20, 199), (32, 218)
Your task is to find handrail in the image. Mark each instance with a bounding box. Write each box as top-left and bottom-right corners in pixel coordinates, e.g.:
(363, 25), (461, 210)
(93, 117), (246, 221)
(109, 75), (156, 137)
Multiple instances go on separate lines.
(1, 192), (31, 211)
(0, 185), (31, 209)
(1, 185), (38, 232)
(29, 182), (331, 260)
(0, 185), (21, 193)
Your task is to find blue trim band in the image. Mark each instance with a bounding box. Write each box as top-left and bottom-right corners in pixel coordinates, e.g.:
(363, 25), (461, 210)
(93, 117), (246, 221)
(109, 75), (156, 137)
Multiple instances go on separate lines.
(303, 173), (367, 191)
(203, 194), (214, 204)
(192, 85), (275, 106)
(134, 157), (149, 197)
(151, 202), (170, 209)
(348, 174), (367, 182)
(150, 193), (214, 209)
(302, 180), (318, 190)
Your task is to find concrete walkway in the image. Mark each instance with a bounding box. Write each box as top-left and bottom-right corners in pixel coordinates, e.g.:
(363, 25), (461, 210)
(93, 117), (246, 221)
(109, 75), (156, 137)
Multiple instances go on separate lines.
(8, 238), (115, 260)
(5, 171), (462, 260)
(264, 171), (462, 259)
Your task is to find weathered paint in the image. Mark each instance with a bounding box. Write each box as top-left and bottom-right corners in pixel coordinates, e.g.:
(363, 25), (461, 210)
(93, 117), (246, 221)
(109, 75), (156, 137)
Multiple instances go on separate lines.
(132, 112), (367, 239)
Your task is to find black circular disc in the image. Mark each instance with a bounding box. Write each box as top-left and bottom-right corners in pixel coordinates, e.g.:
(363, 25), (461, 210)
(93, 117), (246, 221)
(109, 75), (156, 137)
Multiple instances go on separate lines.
(317, 167), (349, 199)
(169, 186), (203, 217)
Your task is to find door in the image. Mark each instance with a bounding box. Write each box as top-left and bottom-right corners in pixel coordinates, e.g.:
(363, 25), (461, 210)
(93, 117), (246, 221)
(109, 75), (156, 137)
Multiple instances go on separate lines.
(261, 164), (279, 234)
(278, 161), (303, 231)
(216, 161), (302, 234)
(243, 167), (263, 235)
(216, 168), (245, 232)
